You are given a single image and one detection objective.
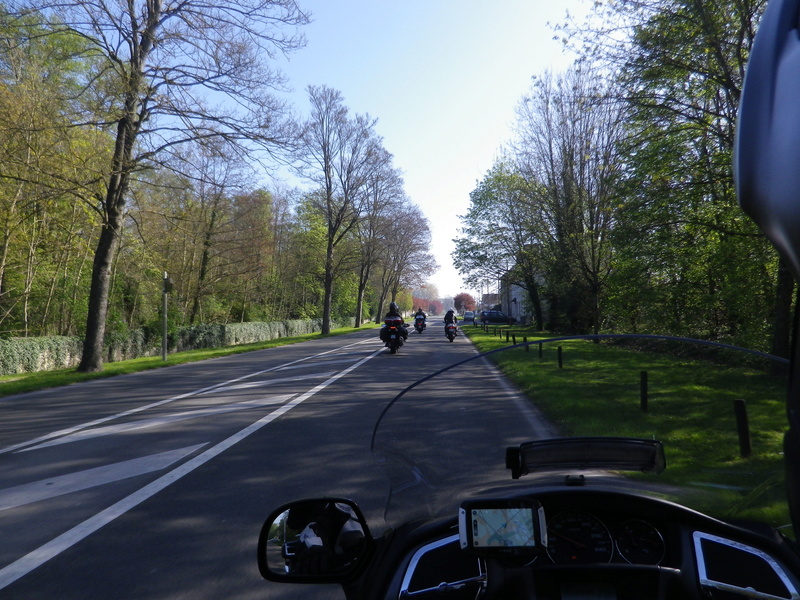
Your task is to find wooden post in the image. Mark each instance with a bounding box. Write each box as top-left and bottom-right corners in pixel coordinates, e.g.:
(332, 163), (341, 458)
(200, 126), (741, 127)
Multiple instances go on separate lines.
(640, 371), (648, 412)
(734, 399), (752, 458)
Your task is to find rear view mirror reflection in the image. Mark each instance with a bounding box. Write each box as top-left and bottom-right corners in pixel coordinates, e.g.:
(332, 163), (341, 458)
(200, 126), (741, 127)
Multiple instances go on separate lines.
(258, 498), (371, 584)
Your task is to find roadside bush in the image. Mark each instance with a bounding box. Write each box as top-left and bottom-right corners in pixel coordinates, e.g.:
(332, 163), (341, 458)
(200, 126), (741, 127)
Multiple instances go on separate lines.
(0, 317), (357, 375)
(0, 336), (83, 374)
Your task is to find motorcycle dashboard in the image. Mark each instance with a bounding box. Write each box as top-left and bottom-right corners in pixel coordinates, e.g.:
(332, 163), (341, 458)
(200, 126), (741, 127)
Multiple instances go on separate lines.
(396, 487), (800, 600)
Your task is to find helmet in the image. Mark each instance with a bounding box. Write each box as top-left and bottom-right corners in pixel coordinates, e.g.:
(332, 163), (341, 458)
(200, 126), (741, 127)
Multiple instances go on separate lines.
(389, 302), (399, 312)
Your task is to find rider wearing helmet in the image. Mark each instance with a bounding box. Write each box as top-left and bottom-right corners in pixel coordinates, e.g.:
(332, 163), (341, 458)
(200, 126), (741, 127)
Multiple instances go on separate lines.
(380, 302), (408, 342)
(443, 308), (458, 335)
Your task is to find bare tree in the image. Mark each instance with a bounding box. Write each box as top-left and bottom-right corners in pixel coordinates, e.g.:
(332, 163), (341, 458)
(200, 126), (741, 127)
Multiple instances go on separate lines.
(9, 0), (308, 371)
(513, 67), (624, 334)
(294, 85), (382, 334)
(373, 203), (437, 321)
(353, 150), (404, 326)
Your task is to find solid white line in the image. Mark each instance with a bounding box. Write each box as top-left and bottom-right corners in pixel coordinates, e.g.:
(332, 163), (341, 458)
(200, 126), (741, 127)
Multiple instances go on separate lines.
(0, 347), (383, 591)
(0, 339), (370, 455)
(0, 444), (207, 511)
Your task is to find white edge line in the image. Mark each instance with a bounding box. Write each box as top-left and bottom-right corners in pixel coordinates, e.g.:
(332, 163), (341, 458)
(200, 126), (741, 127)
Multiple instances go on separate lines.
(459, 333), (557, 439)
(0, 347), (383, 591)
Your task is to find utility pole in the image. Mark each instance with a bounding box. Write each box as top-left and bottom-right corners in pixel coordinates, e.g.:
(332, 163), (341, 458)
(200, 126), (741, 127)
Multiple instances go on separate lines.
(162, 272), (173, 360)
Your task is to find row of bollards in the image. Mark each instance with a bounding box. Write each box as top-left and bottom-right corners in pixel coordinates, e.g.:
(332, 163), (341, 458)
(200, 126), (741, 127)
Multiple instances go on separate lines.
(484, 326), (753, 459)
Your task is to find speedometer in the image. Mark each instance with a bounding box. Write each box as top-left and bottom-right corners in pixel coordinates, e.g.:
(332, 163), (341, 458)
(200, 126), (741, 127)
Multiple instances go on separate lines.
(546, 510), (613, 564)
(615, 519), (665, 565)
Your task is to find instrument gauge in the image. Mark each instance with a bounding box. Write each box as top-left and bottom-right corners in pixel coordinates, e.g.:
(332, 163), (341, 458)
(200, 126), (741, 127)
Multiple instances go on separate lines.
(546, 510), (613, 564)
(614, 519), (665, 565)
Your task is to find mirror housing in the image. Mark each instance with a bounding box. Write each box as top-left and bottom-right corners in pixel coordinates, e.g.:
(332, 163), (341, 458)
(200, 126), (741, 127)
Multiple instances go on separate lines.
(257, 498), (372, 584)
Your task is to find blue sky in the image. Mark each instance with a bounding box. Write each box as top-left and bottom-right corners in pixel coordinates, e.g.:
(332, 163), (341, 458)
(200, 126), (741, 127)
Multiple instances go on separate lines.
(274, 0), (585, 300)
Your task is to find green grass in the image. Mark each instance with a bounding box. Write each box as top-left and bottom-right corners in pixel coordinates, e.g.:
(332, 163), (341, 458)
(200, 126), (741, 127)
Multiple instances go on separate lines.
(0, 324), (377, 398)
(464, 324), (790, 527)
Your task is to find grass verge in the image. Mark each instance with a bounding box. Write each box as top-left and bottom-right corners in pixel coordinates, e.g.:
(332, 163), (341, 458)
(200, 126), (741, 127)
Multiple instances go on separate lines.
(464, 323), (790, 528)
(0, 324), (377, 399)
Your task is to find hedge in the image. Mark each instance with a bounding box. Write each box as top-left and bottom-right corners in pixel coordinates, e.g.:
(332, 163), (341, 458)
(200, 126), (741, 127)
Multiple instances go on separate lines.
(0, 317), (356, 375)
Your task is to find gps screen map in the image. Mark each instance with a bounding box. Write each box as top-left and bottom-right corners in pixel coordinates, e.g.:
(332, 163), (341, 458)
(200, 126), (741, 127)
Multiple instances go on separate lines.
(470, 507), (537, 548)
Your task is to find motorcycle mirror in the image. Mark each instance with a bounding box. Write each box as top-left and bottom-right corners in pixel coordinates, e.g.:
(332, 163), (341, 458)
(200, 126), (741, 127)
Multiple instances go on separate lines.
(734, 0), (800, 541)
(257, 498), (372, 584)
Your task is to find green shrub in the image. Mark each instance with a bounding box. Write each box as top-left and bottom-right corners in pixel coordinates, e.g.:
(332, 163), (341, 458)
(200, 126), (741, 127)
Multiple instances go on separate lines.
(0, 317), (357, 375)
(0, 336), (83, 374)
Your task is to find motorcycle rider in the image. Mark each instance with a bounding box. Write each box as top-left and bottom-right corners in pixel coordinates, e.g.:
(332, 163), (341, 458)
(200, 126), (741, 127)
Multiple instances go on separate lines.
(284, 501), (365, 576)
(443, 308), (458, 336)
(413, 307), (427, 330)
(380, 302), (408, 343)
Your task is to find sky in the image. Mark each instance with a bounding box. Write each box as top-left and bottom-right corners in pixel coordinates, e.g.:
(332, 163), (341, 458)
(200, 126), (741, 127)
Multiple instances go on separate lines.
(272, 0), (587, 301)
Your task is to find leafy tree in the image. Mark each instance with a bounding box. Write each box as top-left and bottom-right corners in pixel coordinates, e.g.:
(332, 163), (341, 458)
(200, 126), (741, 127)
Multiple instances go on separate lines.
(0, 10), (104, 336)
(457, 67), (622, 334)
(9, 0), (308, 371)
(561, 0), (781, 350)
(453, 293), (476, 312)
(453, 161), (545, 329)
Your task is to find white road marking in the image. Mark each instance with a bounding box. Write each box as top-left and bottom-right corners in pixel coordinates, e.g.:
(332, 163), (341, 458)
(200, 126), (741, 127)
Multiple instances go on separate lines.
(0, 347), (383, 591)
(199, 371), (336, 394)
(276, 358), (362, 371)
(0, 444), (207, 511)
(18, 395), (294, 452)
(0, 339), (370, 456)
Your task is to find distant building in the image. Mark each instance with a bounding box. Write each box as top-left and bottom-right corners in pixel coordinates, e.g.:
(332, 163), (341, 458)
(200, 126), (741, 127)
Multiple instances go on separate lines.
(480, 293), (500, 311)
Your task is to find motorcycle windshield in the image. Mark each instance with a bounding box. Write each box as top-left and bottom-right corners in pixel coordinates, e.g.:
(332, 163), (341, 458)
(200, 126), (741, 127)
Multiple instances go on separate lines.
(370, 335), (792, 533)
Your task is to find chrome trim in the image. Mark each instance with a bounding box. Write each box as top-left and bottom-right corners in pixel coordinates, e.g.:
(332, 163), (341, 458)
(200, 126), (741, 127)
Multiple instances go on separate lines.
(399, 533), (486, 598)
(693, 531), (800, 600)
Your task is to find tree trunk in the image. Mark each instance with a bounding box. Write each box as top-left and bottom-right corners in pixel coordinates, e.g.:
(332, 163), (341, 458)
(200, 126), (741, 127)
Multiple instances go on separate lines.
(772, 259), (795, 360)
(190, 207), (217, 324)
(526, 283), (544, 331)
(354, 261), (370, 328)
(321, 240), (334, 335)
(78, 111), (136, 372)
(78, 220), (121, 372)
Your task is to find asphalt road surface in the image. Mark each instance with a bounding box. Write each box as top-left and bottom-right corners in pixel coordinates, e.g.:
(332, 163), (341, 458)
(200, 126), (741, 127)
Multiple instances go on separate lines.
(0, 321), (552, 599)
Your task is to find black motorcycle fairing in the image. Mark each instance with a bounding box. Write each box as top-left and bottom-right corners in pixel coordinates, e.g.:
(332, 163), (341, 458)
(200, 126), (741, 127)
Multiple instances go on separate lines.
(351, 485), (800, 600)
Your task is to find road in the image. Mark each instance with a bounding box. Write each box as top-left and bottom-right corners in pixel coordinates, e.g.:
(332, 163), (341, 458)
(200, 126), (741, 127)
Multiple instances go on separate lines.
(0, 320), (551, 599)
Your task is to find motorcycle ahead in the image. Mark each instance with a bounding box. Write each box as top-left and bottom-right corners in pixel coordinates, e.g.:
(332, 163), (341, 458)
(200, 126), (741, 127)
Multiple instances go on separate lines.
(414, 316), (426, 334)
(380, 316), (405, 354)
(445, 322), (457, 342)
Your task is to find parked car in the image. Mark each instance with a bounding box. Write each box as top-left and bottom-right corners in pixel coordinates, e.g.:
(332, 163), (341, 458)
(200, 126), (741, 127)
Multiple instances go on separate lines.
(479, 310), (516, 325)
(462, 310), (475, 323)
